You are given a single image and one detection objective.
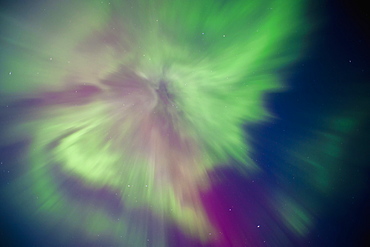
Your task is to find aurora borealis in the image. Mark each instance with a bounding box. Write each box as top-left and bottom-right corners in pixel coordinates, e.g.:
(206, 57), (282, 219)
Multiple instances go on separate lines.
(1, 0), (370, 246)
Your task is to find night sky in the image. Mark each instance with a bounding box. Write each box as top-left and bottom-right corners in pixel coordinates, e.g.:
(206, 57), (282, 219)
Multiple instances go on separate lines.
(0, 0), (369, 246)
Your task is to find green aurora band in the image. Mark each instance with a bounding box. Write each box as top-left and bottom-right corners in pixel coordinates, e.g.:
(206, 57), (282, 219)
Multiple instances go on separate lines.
(0, 0), (310, 246)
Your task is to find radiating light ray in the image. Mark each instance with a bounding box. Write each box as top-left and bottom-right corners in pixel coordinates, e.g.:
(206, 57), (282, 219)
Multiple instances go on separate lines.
(0, 0), (311, 246)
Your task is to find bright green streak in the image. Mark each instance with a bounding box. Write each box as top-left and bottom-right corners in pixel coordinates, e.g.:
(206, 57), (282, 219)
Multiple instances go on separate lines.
(1, 0), (308, 245)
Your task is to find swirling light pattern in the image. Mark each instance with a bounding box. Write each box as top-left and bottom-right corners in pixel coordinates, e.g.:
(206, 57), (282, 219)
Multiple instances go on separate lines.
(1, 0), (369, 246)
